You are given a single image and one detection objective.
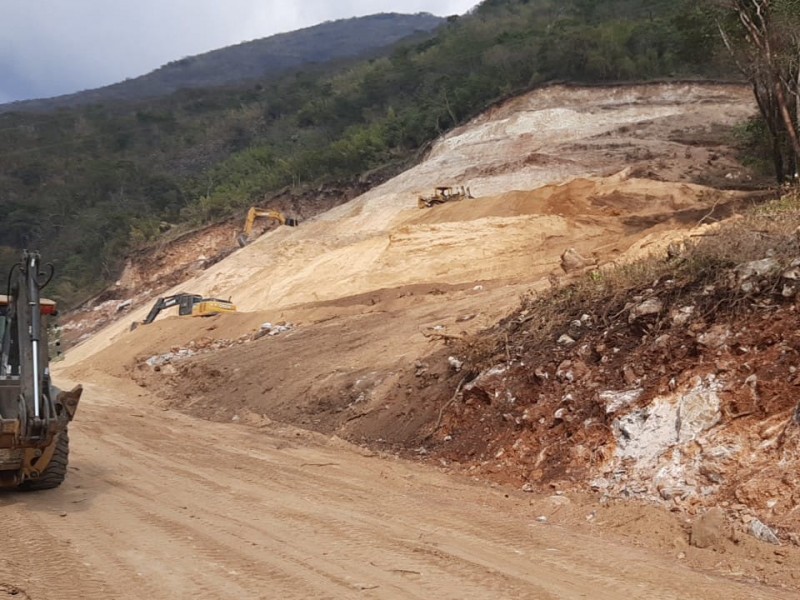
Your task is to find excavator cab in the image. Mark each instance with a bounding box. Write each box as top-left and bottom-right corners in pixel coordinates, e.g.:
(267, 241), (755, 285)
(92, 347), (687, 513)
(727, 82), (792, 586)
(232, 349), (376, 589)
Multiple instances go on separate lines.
(0, 251), (82, 489)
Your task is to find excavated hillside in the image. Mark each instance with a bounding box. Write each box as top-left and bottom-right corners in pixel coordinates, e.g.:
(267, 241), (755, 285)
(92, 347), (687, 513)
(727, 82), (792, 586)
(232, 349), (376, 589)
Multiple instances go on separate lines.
(62, 81), (760, 443)
(55, 82), (800, 588)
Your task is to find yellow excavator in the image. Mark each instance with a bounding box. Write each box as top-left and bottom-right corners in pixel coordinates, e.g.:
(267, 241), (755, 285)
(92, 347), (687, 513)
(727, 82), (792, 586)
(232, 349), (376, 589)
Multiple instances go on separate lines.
(237, 207), (299, 247)
(417, 186), (474, 209)
(0, 251), (82, 490)
(130, 293), (237, 330)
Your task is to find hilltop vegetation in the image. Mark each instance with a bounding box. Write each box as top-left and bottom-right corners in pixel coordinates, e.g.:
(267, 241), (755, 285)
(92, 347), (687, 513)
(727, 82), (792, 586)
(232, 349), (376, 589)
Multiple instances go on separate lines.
(0, 0), (732, 305)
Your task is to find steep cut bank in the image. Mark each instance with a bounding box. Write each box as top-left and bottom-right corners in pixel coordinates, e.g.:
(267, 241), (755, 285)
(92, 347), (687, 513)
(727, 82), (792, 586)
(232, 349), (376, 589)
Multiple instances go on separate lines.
(416, 195), (800, 568)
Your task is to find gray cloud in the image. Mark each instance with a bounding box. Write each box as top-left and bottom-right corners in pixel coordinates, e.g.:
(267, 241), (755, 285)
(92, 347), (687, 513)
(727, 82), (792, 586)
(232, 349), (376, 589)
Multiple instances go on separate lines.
(1, 0), (477, 102)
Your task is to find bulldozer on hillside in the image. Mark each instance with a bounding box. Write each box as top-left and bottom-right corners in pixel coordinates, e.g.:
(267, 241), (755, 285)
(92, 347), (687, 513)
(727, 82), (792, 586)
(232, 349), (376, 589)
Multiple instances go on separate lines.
(0, 251), (82, 490)
(237, 207), (299, 247)
(417, 185), (474, 209)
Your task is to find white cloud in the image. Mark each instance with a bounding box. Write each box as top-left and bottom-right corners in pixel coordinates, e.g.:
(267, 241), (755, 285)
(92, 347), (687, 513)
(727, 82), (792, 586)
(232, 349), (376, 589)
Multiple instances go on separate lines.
(0, 0), (478, 102)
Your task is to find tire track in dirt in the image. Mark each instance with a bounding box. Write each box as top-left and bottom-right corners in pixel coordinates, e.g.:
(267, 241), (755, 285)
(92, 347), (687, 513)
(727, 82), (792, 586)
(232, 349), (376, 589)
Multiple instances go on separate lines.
(5, 379), (795, 600)
(0, 502), (109, 599)
(0, 583), (31, 600)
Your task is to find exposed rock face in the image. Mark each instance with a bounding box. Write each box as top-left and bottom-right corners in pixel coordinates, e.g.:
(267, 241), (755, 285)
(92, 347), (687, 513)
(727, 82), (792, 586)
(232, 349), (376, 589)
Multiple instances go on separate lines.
(436, 249), (800, 546)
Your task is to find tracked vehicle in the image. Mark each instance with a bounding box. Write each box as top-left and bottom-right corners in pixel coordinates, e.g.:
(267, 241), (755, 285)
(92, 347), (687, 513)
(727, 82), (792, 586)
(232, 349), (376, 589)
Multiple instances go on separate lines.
(237, 207), (299, 247)
(0, 251), (82, 489)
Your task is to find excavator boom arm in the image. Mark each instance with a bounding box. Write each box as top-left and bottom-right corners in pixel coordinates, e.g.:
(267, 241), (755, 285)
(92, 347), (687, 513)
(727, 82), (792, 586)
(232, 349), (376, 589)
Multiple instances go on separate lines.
(134, 293), (235, 329)
(238, 207), (298, 247)
(142, 295), (183, 325)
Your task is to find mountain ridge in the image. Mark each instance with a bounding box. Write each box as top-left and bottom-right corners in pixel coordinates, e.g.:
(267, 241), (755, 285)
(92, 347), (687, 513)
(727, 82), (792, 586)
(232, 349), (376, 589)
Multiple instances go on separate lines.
(0, 12), (443, 113)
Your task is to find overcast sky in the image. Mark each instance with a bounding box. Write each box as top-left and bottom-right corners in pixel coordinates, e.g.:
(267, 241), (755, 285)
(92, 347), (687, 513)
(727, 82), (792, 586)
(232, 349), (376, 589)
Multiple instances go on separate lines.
(0, 0), (478, 104)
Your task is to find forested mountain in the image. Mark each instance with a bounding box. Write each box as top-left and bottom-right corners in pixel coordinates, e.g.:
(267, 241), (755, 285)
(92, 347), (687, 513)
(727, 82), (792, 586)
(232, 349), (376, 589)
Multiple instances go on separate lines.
(1, 13), (444, 113)
(0, 0), (732, 306)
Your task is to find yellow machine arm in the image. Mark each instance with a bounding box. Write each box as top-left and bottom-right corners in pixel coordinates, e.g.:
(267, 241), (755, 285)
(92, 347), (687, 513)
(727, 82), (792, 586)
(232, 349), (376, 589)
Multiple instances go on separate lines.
(238, 208), (299, 247)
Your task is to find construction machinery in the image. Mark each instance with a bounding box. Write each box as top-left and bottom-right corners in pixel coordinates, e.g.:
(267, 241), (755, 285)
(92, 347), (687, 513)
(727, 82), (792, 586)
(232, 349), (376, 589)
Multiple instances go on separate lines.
(417, 186), (474, 209)
(131, 293), (237, 330)
(0, 251), (82, 490)
(237, 207), (299, 247)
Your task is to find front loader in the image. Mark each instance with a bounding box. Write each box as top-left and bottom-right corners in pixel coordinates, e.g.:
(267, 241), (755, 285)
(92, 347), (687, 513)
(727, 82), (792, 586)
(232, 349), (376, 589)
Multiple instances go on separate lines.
(0, 251), (82, 490)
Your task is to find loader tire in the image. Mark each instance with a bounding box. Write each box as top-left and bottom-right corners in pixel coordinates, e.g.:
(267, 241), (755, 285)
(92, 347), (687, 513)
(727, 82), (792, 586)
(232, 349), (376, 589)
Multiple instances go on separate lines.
(21, 429), (69, 491)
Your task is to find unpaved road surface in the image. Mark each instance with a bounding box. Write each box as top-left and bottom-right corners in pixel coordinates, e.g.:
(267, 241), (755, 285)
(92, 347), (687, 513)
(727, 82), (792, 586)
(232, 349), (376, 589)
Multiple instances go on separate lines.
(1, 379), (792, 600)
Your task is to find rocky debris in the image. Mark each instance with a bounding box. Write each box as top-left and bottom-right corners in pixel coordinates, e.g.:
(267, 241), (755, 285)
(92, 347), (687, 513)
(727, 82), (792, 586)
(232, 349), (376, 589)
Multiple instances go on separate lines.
(462, 365), (512, 404)
(734, 257), (780, 293)
(414, 360), (429, 377)
(697, 324), (730, 349)
(628, 297), (663, 324)
(448, 356), (464, 372)
(252, 322), (294, 340)
(433, 245), (800, 538)
(735, 257), (779, 282)
(600, 389), (643, 414)
(145, 349), (196, 368)
(141, 323), (297, 372)
(612, 375), (722, 469)
(781, 259), (800, 281)
(670, 306), (695, 327)
(750, 519), (781, 545)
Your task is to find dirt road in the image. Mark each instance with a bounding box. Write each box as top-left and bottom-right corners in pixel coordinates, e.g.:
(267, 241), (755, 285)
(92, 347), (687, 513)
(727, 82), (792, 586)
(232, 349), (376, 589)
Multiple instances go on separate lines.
(0, 378), (791, 600)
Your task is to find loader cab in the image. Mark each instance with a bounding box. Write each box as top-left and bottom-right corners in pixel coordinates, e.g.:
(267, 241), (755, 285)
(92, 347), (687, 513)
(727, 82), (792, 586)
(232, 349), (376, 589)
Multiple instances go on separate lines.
(0, 294), (57, 377)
